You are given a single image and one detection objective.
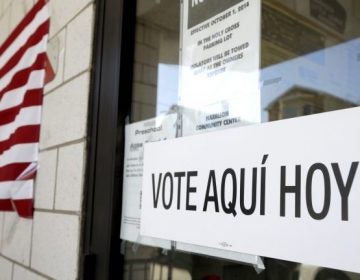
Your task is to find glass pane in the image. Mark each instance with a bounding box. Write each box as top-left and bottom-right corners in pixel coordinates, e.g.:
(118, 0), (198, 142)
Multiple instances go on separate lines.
(122, 0), (360, 279)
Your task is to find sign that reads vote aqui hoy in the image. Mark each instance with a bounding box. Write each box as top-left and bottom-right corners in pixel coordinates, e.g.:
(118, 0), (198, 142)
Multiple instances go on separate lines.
(140, 108), (360, 273)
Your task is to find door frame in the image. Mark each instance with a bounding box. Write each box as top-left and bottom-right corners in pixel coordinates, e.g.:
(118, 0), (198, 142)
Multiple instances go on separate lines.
(81, 0), (136, 279)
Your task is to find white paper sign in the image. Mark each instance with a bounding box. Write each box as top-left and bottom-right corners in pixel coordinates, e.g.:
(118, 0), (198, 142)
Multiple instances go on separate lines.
(120, 114), (177, 248)
(179, 0), (261, 128)
(141, 107), (360, 273)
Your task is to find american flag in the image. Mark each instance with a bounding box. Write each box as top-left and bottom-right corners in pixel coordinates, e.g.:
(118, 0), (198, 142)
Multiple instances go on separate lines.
(0, 0), (50, 218)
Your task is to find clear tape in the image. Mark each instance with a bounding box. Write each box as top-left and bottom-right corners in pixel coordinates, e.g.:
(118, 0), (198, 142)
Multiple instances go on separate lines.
(253, 256), (265, 274)
(131, 235), (142, 253)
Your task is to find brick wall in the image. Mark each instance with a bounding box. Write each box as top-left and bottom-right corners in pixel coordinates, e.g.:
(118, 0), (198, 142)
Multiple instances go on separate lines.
(0, 0), (94, 279)
(132, 18), (179, 122)
(132, 21), (160, 122)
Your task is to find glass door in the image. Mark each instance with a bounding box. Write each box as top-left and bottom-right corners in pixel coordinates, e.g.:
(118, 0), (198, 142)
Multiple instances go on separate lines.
(120, 0), (360, 279)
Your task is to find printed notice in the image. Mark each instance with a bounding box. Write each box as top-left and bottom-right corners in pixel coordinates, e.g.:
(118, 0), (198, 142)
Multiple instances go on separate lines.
(141, 107), (360, 274)
(179, 0), (261, 134)
(179, 105), (249, 137)
(120, 114), (177, 249)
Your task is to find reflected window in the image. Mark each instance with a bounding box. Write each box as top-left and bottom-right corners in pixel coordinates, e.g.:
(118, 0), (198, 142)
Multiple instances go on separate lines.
(303, 104), (313, 115)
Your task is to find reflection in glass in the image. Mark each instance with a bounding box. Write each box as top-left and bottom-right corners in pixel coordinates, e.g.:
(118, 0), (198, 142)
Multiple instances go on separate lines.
(124, 0), (360, 279)
(261, 38), (360, 121)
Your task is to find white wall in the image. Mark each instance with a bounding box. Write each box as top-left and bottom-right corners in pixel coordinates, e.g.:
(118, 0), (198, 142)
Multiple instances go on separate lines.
(0, 0), (94, 279)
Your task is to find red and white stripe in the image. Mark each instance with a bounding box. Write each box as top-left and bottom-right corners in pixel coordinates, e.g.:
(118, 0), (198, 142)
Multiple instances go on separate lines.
(0, 0), (49, 218)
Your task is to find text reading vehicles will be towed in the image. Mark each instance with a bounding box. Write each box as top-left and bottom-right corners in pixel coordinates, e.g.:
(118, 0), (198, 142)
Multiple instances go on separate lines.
(151, 156), (358, 221)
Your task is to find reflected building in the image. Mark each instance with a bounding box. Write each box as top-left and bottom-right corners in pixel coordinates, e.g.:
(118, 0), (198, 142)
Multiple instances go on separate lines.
(266, 86), (357, 121)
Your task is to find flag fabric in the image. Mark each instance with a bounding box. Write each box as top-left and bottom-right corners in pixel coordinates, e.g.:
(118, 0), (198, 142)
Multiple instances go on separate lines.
(0, 0), (50, 218)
